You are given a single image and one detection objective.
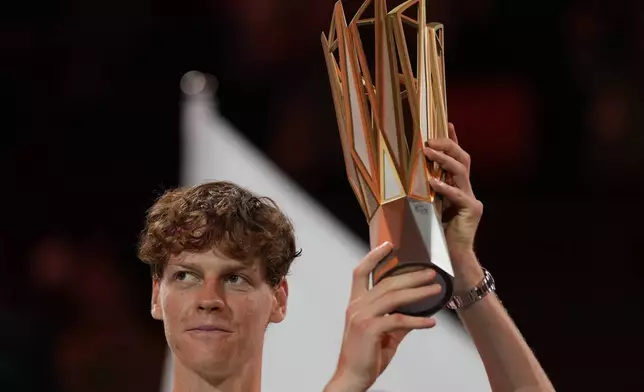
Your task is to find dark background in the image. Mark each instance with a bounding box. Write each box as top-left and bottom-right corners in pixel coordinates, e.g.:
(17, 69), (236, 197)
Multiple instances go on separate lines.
(2, 0), (643, 391)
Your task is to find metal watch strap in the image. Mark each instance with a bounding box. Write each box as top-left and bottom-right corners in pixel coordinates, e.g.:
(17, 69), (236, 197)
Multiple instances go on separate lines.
(446, 268), (495, 310)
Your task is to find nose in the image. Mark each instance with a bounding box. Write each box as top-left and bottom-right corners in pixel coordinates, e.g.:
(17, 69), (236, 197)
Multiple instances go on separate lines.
(197, 298), (224, 312)
(196, 282), (225, 313)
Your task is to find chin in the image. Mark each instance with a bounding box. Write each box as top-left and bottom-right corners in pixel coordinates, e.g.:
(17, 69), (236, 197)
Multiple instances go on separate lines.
(190, 354), (236, 379)
(175, 337), (242, 375)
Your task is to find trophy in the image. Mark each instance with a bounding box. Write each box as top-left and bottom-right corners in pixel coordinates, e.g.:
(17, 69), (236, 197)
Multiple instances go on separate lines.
(321, 0), (453, 317)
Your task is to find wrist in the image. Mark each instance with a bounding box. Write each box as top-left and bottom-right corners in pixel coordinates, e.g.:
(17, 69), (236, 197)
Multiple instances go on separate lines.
(324, 374), (367, 392)
(450, 250), (485, 292)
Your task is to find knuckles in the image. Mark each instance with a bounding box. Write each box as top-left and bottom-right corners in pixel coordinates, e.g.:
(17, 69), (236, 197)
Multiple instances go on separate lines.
(345, 305), (372, 334)
(345, 300), (364, 324)
(472, 200), (484, 217)
(377, 275), (397, 292)
(462, 152), (471, 168)
(354, 246), (391, 280)
(390, 313), (406, 327)
(352, 265), (366, 281)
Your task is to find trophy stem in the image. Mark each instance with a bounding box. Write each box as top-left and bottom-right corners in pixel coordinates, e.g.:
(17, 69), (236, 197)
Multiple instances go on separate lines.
(368, 198), (454, 317)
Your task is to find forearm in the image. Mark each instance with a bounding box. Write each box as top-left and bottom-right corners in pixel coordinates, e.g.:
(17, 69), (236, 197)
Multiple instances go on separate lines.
(323, 380), (362, 392)
(323, 373), (366, 392)
(454, 255), (554, 392)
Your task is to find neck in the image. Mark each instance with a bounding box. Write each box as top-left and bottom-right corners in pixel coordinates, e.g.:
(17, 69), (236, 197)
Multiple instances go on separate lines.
(171, 353), (263, 392)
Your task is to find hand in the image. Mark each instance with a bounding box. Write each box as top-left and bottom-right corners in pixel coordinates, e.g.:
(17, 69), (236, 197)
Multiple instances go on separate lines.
(424, 123), (484, 287)
(326, 242), (440, 392)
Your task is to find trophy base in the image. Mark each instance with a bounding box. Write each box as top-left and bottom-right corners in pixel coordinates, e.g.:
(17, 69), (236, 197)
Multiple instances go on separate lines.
(369, 198), (455, 317)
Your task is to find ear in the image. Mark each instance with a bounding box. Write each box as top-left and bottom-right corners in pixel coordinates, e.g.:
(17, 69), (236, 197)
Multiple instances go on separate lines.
(269, 278), (288, 324)
(151, 279), (163, 320)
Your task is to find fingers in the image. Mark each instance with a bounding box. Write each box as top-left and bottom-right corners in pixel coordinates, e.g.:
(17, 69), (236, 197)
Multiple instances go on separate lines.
(423, 147), (472, 194)
(429, 177), (483, 216)
(388, 328), (413, 344)
(448, 122), (458, 144)
(425, 126), (470, 171)
(346, 269), (440, 322)
(370, 314), (437, 337)
(425, 122), (474, 195)
(369, 268), (436, 302)
(350, 242), (394, 300)
(346, 300), (437, 337)
(364, 283), (442, 317)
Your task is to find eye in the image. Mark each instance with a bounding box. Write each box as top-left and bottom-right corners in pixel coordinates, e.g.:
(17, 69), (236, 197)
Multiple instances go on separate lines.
(226, 274), (247, 285)
(173, 270), (198, 282)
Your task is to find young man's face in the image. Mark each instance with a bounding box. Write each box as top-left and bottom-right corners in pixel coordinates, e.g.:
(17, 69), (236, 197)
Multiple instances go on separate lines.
(151, 250), (288, 380)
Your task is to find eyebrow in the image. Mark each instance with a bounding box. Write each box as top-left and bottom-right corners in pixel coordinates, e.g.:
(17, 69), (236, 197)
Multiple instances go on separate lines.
(220, 263), (258, 276)
(169, 259), (256, 274)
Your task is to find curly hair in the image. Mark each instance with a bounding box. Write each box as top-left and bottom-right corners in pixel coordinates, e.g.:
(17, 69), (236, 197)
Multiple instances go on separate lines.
(138, 181), (301, 286)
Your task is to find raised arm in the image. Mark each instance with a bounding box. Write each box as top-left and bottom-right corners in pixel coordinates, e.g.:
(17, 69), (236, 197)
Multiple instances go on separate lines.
(324, 242), (441, 392)
(424, 123), (554, 392)
(448, 256), (554, 392)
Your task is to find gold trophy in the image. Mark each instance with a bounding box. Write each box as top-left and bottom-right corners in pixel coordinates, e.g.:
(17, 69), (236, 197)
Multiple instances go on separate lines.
(321, 0), (453, 316)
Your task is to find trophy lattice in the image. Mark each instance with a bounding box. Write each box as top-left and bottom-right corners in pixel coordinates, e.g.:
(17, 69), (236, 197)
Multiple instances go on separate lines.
(321, 0), (454, 316)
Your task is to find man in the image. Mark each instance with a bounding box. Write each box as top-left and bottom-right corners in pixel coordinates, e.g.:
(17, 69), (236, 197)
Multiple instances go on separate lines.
(138, 181), (300, 392)
(138, 124), (553, 392)
(324, 124), (555, 392)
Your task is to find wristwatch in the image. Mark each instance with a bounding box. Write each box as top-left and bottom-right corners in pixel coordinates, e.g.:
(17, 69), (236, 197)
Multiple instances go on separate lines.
(446, 268), (496, 310)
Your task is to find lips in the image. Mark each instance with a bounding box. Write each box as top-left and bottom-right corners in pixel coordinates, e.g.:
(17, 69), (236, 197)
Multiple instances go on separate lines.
(187, 325), (233, 333)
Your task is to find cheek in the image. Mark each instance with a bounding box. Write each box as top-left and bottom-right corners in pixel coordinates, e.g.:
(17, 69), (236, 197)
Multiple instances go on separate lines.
(160, 288), (192, 327)
(234, 292), (273, 328)
(159, 289), (196, 354)
(233, 295), (273, 350)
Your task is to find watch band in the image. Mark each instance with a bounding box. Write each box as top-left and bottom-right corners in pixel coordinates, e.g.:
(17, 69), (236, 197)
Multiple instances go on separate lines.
(446, 268), (495, 310)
